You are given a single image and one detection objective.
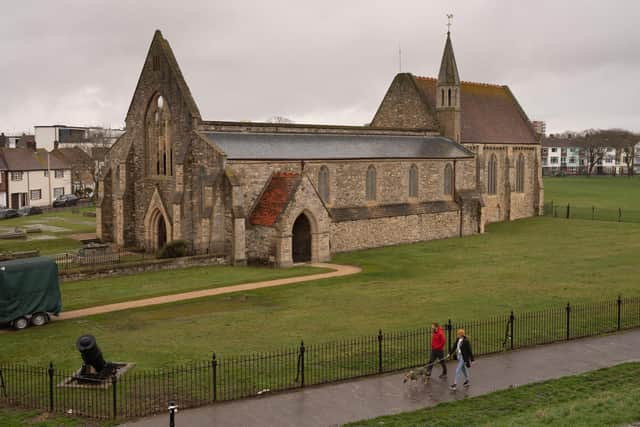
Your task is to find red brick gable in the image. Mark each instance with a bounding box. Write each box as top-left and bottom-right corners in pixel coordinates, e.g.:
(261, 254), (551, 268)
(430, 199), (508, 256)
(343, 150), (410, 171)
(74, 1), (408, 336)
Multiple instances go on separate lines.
(250, 172), (301, 226)
(413, 76), (538, 145)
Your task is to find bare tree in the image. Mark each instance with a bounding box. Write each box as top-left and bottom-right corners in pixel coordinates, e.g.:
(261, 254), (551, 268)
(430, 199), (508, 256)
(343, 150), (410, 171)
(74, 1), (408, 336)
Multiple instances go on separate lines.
(266, 116), (294, 124)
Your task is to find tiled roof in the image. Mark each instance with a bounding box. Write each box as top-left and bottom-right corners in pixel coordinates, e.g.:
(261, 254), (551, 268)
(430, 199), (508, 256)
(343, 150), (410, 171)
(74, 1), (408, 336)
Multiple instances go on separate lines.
(0, 148), (45, 171)
(250, 172), (301, 226)
(413, 76), (538, 145)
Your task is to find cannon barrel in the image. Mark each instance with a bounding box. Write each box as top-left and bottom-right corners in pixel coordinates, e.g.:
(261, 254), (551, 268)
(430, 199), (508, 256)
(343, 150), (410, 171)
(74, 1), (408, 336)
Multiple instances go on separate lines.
(76, 334), (106, 373)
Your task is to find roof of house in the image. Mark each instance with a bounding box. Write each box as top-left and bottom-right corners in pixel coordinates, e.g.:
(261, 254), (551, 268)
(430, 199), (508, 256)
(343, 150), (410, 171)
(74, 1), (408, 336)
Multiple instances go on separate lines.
(202, 131), (473, 160)
(52, 147), (92, 164)
(412, 76), (539, 145)
(250, 172), (302, 226)
(0, 148), (71, 171)
(541, 137), (580, 148)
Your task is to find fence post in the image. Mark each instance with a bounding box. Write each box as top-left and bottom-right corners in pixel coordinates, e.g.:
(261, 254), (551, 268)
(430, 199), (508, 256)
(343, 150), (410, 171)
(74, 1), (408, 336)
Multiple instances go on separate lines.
(211, 353), (217, 402)
(377, 329), (383, 374)
(111, 373), (117, 419)
(592, 206), (595, 220)
(509, 311), (515, 350)
(446, 319), (452, 353)
(619, 208), (622, 222)
(299, 341), (305, 388)
(48, 362), (54, 413)
(617, 295), (622, 331)
(565, 302), (571, 340)
(566, 204), (570, 219)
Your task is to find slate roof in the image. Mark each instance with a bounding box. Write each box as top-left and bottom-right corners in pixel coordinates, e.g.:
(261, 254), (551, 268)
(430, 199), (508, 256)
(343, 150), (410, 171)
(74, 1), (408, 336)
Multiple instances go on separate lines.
(202, 132), (473, 160)
(330, 200), (459, 222)
(250, 172), (301, 226)
(0, 148), (45, 171)
(413, 76), (539, 145)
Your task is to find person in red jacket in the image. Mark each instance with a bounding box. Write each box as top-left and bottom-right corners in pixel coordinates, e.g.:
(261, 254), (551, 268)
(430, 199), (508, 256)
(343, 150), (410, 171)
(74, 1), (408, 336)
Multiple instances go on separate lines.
(426, 322), (447, 378)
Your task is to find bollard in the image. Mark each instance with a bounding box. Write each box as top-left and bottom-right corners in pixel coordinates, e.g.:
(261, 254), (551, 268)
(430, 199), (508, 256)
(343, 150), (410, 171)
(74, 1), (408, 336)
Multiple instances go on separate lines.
(168, 400), (178, 427)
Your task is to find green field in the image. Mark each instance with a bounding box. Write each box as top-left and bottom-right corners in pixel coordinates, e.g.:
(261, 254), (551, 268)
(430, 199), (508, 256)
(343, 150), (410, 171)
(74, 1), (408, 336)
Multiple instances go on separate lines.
(544, 176), (640, 210)
(1, 216), (638, 369)
(61, 264), (327, 311)
(0, 208), (96, 255)
(348, 362), (640, 427)
(0, 408), (114, 427)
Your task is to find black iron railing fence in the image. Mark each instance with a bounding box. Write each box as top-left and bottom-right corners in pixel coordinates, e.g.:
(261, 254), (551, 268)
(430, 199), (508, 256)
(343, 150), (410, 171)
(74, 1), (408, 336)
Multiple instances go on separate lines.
(1, 296), (639, 419)
(543, 201), (640, 223)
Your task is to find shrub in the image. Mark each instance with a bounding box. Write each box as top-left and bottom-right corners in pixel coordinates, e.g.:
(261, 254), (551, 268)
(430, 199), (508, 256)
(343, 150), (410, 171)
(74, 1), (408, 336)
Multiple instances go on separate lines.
(157, 240), (189, 259)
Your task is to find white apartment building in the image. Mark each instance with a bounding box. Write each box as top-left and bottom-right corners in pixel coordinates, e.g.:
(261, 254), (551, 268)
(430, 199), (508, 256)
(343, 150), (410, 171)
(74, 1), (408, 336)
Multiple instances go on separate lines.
(34, 125), (123, 152)
(0, 149), (71, 208)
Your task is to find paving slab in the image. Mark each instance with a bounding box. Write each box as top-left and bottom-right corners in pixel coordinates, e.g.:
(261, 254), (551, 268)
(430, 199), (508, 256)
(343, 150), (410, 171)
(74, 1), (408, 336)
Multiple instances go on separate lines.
(122, 328), (640, 427)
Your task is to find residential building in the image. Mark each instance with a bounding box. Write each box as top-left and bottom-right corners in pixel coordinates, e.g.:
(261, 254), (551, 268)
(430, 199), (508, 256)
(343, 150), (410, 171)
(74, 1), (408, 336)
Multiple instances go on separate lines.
(34, 125), (123, 152)
(51, 147), (95, 193)
(0, 148), (71, 208)
(0, 133), (36, 150)
(531, 121), (546, 137)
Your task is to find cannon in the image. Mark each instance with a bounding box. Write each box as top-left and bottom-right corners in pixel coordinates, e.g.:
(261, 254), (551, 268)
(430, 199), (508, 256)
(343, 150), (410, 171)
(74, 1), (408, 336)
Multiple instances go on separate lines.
(75, 335), (116, 383)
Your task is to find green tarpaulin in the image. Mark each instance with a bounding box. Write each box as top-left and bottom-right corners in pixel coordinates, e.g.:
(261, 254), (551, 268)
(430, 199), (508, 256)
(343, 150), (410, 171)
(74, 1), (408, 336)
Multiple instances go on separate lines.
(0, 257), (62, 323)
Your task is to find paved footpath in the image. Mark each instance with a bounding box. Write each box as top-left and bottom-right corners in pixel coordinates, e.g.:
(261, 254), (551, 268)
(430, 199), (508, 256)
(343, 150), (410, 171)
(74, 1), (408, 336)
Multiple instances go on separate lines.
(122, 328), (640, 427)
(56, 263), (360, 321)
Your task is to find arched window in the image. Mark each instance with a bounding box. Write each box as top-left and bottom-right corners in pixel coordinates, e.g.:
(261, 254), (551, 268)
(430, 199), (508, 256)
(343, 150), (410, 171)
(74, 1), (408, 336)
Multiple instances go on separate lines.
(145, 94), (172, 176)
(488, 154), (498, 195)
(409, 164), (418, 198)
(448, 88), (452, 106)
(444, 163), (453, 195)
(441, 89), (445, 107)
(318, 166), (330, 202)
(516, 153), (525, 192)
(366, 165), (376, 201)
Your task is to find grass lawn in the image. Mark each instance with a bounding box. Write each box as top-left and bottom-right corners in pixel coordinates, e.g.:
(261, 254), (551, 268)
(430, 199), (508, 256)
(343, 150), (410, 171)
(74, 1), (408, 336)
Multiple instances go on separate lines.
(544, 176), (640, 210)
(0, 208), (96, 255)
(61, 264), (328, 311)
(347, 362), (640, 426)
(1, 217), (639, 369)
(0, 407), (115, 427)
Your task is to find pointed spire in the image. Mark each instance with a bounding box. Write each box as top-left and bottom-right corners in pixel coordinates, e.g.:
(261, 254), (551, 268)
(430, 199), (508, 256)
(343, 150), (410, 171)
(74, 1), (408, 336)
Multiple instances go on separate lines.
(437, 31), (460, 86)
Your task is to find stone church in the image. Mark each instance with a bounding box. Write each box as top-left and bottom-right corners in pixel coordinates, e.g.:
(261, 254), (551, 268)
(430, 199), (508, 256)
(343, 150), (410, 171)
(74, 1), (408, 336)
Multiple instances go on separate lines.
(97, 30), (543, 267)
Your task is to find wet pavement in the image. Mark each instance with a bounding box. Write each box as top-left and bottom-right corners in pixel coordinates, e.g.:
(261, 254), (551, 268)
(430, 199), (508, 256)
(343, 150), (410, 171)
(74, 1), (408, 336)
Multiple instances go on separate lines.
(122, 329), (640, 427)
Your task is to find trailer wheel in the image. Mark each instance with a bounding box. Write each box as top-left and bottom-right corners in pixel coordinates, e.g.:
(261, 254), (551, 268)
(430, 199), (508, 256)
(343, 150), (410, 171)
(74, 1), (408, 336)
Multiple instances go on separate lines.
(13, 317), (29, 330)
(31, 313), (49, 327)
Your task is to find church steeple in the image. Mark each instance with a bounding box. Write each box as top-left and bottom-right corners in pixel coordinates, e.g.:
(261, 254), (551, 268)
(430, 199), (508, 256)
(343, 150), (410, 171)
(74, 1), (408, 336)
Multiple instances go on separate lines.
(436, 22), (461, 142)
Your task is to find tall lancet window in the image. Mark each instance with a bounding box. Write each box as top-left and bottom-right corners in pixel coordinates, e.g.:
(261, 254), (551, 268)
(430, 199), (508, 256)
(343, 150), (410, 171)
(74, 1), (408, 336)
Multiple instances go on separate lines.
(516, 153), (525, 193)
(318, 166), (330, 202)
(444, 163), (453, 195)
(409, 164), (418, 197)
(366, 165), (377, 201)
(488, 154), (498, 195)
(145, 94), (173, 176)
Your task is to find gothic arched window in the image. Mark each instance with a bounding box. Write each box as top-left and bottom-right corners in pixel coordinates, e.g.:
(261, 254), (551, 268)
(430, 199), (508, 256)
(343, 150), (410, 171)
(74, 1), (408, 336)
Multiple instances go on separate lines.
(488, 154), (498, 195)
(441, 89), (445, 107)
(448, 88), (452, 106)
(145, 94), (173, 177)
(366, 165), (377, 201)
(409, 164), (418, 198)
(444, 163), (453, 195)
(516, 153), (525, 192)
(318, 166), (330, 202)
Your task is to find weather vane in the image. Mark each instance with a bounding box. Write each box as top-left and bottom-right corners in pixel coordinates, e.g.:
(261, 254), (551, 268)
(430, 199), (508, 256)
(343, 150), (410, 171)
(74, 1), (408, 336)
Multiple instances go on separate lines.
(446, 14), (454, 33)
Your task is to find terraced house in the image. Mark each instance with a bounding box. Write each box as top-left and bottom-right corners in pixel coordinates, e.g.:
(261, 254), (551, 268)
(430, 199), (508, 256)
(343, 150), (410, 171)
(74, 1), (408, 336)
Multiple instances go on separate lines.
(98, 30), (543, 267)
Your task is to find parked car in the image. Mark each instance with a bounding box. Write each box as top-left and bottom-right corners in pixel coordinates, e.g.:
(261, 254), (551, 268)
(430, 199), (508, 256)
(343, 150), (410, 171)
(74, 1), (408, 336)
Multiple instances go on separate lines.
(17, 206), (43, 216)
(0, 209), (19, 220)
(52, 194), (79, 208)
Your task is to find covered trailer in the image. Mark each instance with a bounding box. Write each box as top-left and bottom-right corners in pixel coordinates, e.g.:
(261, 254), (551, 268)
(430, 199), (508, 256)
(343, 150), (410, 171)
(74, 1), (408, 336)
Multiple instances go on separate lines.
(0, 257), (62, 329)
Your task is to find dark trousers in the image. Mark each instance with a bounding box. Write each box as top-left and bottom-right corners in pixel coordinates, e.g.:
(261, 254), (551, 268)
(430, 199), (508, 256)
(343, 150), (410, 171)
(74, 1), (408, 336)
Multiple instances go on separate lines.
(426, 349), (447, 374)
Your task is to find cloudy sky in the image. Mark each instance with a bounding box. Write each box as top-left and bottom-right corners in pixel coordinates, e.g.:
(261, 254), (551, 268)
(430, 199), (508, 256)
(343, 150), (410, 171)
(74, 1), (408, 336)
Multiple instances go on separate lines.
(1, 1), (639, 135)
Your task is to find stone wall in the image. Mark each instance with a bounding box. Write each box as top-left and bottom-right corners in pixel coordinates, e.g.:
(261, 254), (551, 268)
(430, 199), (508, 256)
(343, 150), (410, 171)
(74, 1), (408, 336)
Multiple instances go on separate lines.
(229, 158), (475, 214)
(330, 210), (460, 252)
(370, 74), (438, 129)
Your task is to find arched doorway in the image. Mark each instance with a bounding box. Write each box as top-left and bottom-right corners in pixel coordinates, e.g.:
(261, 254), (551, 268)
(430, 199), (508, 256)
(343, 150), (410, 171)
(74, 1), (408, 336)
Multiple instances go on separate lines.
(157, 214), (167, 250)
(292, 214), (311, 263)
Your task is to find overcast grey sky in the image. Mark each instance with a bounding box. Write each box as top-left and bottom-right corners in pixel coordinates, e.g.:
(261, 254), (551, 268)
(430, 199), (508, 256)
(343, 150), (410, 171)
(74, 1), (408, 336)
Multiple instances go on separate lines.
(1, 1), (639, 134)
